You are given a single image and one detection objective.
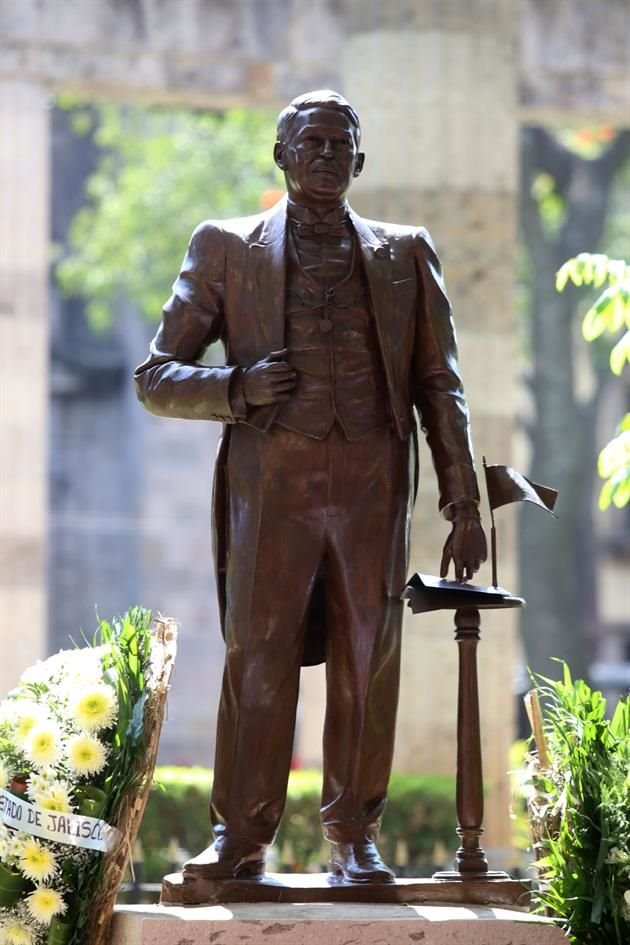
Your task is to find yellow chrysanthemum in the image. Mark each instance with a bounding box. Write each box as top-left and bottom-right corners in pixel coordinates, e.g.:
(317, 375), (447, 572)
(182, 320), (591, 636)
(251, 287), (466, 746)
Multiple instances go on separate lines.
(19, 838), (57, 883)
(71, 684), (117, 732)
(67, 732), (108, 776)
(2, 922), (35, 945)
(24, 723), (62, 769)
(13, 704), (47, 746)
(26, 886), (67, 925)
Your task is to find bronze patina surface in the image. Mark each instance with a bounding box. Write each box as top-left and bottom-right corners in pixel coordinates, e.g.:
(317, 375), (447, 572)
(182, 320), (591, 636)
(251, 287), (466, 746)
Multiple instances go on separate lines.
(135, 91), (487, 895)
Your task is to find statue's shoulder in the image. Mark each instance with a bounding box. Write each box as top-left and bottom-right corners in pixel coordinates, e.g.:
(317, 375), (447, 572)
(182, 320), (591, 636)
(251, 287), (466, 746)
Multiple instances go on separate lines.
(354, 214), (437, 252)
(190, 209), (272, 247)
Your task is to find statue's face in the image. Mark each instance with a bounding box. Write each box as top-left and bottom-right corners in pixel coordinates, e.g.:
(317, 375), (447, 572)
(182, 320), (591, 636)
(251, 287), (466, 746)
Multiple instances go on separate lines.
(274, 106), (364, 208)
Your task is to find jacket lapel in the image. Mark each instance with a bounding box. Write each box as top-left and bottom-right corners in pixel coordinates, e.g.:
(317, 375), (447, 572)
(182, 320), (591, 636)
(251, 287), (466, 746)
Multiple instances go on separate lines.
(250, 198), (287, 350)
(348, 209), (393, 335)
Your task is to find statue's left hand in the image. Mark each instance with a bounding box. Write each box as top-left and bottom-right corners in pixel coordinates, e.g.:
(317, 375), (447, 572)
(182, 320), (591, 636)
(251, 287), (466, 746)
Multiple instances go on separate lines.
(440, 514), (487, 583)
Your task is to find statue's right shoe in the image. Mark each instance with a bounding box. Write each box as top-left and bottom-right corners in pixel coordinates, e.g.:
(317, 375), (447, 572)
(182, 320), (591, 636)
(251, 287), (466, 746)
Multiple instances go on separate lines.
(328, 840), (395, 884)
(182, 836), (266, 881)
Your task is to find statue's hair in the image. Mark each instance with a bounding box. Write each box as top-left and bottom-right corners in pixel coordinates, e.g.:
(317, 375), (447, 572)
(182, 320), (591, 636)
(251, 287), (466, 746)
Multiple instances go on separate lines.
(276, 90), (361, 144)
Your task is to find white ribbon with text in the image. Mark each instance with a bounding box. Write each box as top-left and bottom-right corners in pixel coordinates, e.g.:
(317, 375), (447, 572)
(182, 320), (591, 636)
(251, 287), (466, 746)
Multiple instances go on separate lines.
(0, 789), (121, 853)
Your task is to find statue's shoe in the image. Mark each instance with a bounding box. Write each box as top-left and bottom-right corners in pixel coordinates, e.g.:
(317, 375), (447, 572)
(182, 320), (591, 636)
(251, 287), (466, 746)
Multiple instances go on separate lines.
(328, 840), (395, 884)
(183, 837), (266, 881)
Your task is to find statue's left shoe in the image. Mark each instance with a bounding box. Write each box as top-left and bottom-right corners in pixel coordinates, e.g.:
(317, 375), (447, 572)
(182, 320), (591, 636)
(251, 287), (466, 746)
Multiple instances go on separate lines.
(328, 840), (395, 884)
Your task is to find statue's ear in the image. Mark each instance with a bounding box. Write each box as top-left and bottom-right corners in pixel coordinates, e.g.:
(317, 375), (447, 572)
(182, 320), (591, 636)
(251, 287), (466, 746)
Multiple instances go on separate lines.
(274, 142), (287, 171)
(354, 152), (365, 177)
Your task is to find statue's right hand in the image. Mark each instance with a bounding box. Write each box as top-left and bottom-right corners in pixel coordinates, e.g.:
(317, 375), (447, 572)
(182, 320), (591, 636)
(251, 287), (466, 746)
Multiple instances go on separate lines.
(242, 348), (296, 406)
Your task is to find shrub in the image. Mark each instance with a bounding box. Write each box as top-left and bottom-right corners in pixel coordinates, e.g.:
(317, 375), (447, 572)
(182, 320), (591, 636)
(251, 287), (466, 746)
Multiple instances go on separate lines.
(523, 665), (630, 944)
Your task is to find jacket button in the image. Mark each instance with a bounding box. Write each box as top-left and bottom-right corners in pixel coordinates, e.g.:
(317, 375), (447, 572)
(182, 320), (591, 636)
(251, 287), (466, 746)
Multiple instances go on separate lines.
(375, 246), (389, 259)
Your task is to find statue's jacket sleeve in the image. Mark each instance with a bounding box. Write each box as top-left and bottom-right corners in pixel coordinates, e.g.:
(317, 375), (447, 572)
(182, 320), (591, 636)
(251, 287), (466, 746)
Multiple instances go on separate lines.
(409, 227), (480, 517)
(134, 222), (245, 423)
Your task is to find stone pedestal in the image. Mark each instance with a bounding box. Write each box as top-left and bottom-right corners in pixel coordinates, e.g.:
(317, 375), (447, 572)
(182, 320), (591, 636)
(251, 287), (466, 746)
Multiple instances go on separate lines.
(111, 902), (569, 945)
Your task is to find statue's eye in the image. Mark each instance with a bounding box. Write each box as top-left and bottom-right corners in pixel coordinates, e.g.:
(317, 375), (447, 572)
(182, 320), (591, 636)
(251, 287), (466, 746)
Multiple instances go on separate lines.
(332, 138), (352, 151)
(302, 136), (321, 148)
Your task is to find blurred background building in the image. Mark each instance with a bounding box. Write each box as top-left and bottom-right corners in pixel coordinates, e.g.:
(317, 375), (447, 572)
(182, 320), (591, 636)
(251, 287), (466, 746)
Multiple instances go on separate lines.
(1, 0), (629, 866)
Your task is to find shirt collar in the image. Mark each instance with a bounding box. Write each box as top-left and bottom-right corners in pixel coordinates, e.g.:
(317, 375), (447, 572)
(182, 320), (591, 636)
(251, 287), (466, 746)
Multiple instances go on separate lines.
(287, 199), (349, 226)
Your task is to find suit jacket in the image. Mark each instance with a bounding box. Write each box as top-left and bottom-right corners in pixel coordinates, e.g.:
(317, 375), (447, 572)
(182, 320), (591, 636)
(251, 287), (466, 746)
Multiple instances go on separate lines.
(135, 197), (480, 663)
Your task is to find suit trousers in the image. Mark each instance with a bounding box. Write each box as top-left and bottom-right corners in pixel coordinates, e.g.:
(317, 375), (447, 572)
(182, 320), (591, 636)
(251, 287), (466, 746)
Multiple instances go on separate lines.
(210, 422), (410, 846)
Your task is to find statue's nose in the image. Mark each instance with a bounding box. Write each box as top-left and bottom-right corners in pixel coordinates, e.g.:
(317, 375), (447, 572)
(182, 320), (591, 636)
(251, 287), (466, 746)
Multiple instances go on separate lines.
(322, 139), (333, 157)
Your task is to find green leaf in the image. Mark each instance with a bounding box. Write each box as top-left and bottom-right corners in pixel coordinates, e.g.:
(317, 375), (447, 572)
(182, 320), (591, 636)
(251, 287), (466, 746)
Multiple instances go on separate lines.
(609, 330), (630, 376)
(598, 478), (615, 510)
(592, 254), (610, 288)
(568, 255), (585, 286)
(582, 287), (617, 341)
(127, 690), (148, 744)
(555, 262), (571, 292)
(612, 477), (630, 508)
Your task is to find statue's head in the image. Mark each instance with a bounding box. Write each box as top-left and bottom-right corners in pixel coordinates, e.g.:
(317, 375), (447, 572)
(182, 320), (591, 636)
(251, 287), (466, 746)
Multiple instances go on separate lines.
(274, 90), (365, 209)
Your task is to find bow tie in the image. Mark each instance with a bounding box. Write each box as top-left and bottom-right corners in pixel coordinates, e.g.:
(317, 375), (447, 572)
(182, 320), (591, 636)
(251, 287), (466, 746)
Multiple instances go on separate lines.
(294, 220), (348, 240)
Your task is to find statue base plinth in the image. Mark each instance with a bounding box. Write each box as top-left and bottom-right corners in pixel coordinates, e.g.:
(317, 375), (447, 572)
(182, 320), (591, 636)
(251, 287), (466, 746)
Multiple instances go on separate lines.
(112, 899), (569, 945)
(161, 870), (530, 907)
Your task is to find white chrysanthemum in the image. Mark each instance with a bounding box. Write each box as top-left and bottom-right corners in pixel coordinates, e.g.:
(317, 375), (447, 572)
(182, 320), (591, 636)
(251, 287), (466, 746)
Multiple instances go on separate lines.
(57, 645), (107, 678)
(8, 831), (26, 858)
(26, 767), (57, 797)
(621, 888), (630, 922)
(35, 783), (73, 814)
(18, 838), (57, 883)
(70, 684), (117, 732)
(606, 846), (629, 864)
(19, 659), (53, 686)
(0, 758), (10, 790)
(67, 732), (108, 776)
(26, 886), (67, 925)
(22, 648), (102, 696)
(0, 824), (12, 862)
(24, 722), (62, 769)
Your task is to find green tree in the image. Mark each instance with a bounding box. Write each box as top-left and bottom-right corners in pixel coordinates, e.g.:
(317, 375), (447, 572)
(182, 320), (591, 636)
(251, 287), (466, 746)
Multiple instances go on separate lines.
(56, 103), (282, 326)
(519, 127), (630, 682)
(556, 253), (630, 510)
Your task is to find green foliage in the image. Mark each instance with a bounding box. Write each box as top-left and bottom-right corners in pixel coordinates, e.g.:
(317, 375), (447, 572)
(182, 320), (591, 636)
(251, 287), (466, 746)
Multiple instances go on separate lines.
(598, 414), (630, 510)
(55, 102), (282, 326)
(95, 606), (154, 818)
(556, 253), (630, 508)
(531, 172), (567, 236)
(509, 739), (534, 854)
(525, 665), (630, 943)
(136, 767), (456, 880)
(70, 607), (155, 945)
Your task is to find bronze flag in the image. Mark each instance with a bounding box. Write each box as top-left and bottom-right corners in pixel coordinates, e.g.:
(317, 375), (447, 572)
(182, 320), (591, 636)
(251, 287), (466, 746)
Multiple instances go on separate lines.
(483, 462), (558, 516)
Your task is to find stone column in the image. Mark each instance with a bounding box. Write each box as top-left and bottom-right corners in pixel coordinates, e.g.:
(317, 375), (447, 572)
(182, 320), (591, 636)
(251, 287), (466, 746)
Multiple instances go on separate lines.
(0, 81), (50, 692)
(341, 0), (520, 856)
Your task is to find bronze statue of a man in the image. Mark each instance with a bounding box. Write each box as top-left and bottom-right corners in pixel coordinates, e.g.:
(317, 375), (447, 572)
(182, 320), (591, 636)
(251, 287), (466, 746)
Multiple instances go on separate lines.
(135, 90), (487, 885)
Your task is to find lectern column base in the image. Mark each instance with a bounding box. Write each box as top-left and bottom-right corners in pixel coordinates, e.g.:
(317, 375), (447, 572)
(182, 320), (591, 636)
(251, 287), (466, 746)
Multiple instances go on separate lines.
(433, 869), (512, 882)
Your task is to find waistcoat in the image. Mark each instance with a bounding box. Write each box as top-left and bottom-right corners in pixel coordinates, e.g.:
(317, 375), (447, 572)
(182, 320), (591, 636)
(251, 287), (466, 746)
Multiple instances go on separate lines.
(275, 220), (390, 441)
